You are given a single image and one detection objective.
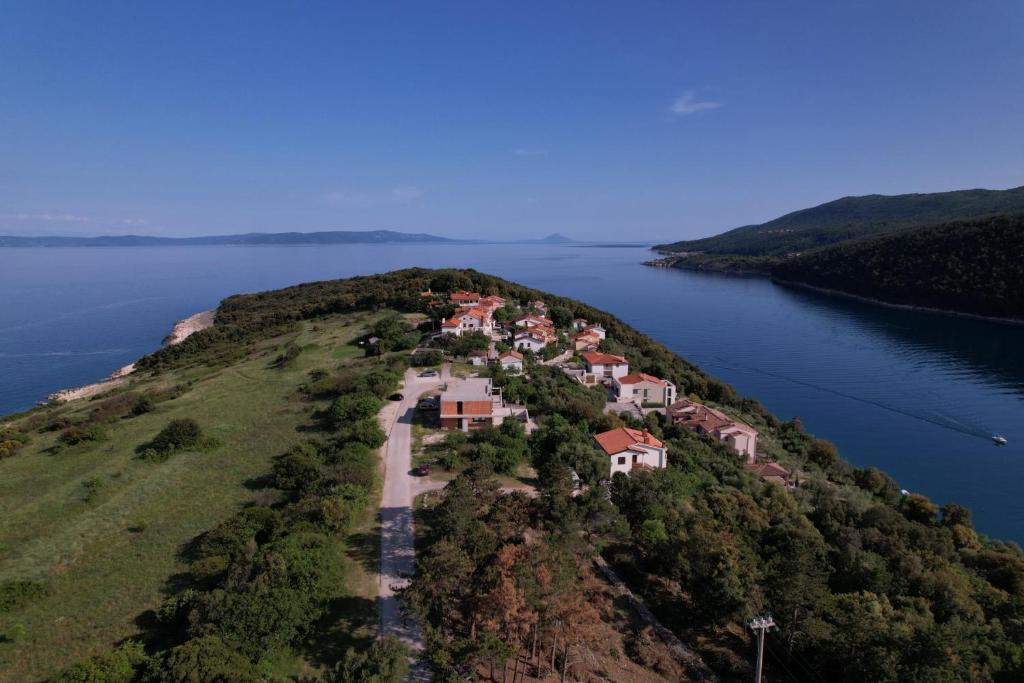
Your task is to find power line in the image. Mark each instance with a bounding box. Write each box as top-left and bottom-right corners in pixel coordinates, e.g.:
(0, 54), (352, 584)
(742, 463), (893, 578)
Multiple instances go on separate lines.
(749, 615), (776, 683)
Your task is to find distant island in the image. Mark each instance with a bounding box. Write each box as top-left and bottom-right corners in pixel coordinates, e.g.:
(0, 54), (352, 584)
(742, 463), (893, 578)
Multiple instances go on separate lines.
(649, 186), (1024, 321)
(0, 230), (590, 248)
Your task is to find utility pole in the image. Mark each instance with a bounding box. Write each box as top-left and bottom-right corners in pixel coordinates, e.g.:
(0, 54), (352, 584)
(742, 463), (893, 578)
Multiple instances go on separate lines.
(749, 614), (776, 683)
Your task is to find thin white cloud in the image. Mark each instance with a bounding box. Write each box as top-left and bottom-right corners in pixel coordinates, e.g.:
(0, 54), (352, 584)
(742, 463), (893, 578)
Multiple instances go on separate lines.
(120, 218), (150, 226)
(324, 186), (425, 208)
(513, 147), (547, 157)
(670, 91), (721, 115)
(12, 212), (90, 222)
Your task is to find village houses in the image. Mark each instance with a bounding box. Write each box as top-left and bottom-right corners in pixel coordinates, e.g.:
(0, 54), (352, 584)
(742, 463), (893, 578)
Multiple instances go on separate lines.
(666, 398), (759, 462)
(614, 372), (676, 406)
(594, 426), (668, 475)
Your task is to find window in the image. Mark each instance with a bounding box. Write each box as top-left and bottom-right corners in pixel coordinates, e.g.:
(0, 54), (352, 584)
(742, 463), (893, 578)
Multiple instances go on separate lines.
(456, 401), (463, 414)
(617, 456), (626, 465)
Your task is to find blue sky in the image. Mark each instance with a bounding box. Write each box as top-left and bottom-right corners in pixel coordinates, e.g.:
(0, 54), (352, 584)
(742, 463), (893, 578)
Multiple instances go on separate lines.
(1, 1), (1022, 241)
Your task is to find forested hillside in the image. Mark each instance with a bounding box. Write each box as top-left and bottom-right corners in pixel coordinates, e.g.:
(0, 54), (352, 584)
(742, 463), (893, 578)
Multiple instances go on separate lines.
(654, 185), (1024, 257)
(773, 214), (1024, 320)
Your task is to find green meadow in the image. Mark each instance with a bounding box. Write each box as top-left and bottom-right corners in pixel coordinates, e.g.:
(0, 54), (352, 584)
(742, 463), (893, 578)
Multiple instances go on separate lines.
(0, 312), (384, 682)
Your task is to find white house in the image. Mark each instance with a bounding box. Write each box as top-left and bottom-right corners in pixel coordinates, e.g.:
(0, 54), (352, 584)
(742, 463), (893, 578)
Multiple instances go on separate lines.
(442, 307), (493, 336)
(515, 315), (551, 329)
(514, 330), (547, 353)
(498, 350), (524, 372)
(581, 351), (629, 380)
(572, 318), (589, 331)
(594, 427), (668, 475)
(614, 373), (676, 406)
(582, 324), (606, 340)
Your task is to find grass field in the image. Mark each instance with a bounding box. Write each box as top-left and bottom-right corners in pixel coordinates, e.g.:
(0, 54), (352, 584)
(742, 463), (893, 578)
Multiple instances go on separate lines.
(0, 311), (389, 682)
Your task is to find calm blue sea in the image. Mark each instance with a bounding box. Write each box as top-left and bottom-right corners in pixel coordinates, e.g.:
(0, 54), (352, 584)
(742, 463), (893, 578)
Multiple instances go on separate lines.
(2, 244), (1023, 542)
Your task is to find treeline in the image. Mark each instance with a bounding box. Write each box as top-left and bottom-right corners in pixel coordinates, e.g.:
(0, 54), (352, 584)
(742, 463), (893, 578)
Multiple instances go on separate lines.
(773, 214), (1024, 320)
(57, 357), (408, 682)
(655, 185), (1024, 256)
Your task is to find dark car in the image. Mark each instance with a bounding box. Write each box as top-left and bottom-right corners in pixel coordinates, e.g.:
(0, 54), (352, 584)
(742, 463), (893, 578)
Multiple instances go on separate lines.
(389, 392), (404, 401)
(419, 369), (439, 377)
(415, 464), (430, 476)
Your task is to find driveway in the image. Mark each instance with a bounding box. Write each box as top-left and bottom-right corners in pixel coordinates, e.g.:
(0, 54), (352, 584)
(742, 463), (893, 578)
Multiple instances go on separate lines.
(378, 366), (445, 657)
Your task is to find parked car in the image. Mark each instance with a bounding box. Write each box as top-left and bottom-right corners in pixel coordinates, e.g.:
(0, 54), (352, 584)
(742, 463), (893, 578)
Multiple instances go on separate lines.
(389, 392), (404, 401)
(415, 464), (430, 476)
(419, 369), (439, 377)
(417, 398), (438, 411)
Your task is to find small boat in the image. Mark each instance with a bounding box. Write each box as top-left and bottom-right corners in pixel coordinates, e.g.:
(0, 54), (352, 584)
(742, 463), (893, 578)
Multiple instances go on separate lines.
(992, 435), (1008, 445)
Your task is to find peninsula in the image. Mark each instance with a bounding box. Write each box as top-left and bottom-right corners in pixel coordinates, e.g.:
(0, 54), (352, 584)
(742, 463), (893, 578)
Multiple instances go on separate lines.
(1, 269), (1021, 682)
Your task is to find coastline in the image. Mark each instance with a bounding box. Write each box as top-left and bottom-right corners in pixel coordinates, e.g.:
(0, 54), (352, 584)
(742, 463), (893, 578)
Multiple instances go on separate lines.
(644, 253), (1024, 326)
(46, 309), (216, 403)
(771, 278), (1024, 326)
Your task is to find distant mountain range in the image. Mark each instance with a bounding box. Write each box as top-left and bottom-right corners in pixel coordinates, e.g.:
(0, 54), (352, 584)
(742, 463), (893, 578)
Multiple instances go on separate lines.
(654, 185), (1024, 257)
(0, 230), (593, 247)
(0, 230), (456, 247)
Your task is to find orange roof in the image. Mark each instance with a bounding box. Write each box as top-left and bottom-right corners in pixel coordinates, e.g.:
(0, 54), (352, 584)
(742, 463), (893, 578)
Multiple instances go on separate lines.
(500, 350), (524, 360)
(594, 427), (664, 456)
(744, 462), (790, 479)
(617, 372), (667, 386)
(581, 351), (627, 366)
(451, 290), (481, 301)
(441, 317), (460, 328)
(459, 308), (488, 320)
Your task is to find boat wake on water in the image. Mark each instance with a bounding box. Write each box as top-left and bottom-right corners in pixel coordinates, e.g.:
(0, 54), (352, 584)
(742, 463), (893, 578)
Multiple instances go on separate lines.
(702, 355), (1001, 443)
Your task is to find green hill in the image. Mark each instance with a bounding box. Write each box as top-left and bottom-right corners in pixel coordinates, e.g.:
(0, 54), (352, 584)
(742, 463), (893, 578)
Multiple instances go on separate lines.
(655, 185), (1024, 257)
(773, 213), (1024, 320)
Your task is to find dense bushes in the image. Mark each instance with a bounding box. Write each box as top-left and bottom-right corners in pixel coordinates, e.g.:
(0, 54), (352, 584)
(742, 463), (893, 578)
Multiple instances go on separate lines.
(0, 424), (28, 458)
(0, 579), (49, 613)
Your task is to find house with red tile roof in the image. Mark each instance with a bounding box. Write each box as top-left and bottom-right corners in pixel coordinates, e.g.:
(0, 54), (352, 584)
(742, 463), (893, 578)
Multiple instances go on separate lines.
(514, 314), (552, 329)
(666, 399), (758, 462)
(581, 351), (629, 380)
(572, 330), (602, 352)
(441, 306), (494, 336)
(581, 324), (606, 340)
(744, 461), (793, 487)
(594, 426), (668, 475)
(450, 291), (482, 307)
(614, 372), (676, 406)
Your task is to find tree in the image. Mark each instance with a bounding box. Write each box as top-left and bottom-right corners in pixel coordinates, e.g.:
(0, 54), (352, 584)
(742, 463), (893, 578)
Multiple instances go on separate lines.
(808, 438), (839, 469)
(334, 635), (410, 683)
(151, 635), (261, 682)
(901, 493), (938, 525)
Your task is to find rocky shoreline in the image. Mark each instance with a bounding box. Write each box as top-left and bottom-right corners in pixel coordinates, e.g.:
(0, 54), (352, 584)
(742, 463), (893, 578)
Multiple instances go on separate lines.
(47, 309), (216, 403)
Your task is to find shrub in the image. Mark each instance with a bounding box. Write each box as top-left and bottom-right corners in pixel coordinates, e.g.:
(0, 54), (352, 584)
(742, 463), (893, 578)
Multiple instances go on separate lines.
(273, 342), (302, 368)
(141, 418), (202, 456)
(151, 636), (261, 682)
(0, 580), (49, 612)
(59, 423), (107, 446)
(338, 418), (386, 449)
(130, 395), (154, 416)
(410, 349), (444, 367)
(57, 640), (149, 683)
(328, 392), (383, 429)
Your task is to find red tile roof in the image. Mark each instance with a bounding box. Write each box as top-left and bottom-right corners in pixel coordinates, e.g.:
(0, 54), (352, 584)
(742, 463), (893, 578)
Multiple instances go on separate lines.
(617, 372), (667, 386)
(500, 350), (524, 360)
(744, 462), (790, 479)
(594, 427), (664, 456)
(581, 351), (627, 366)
